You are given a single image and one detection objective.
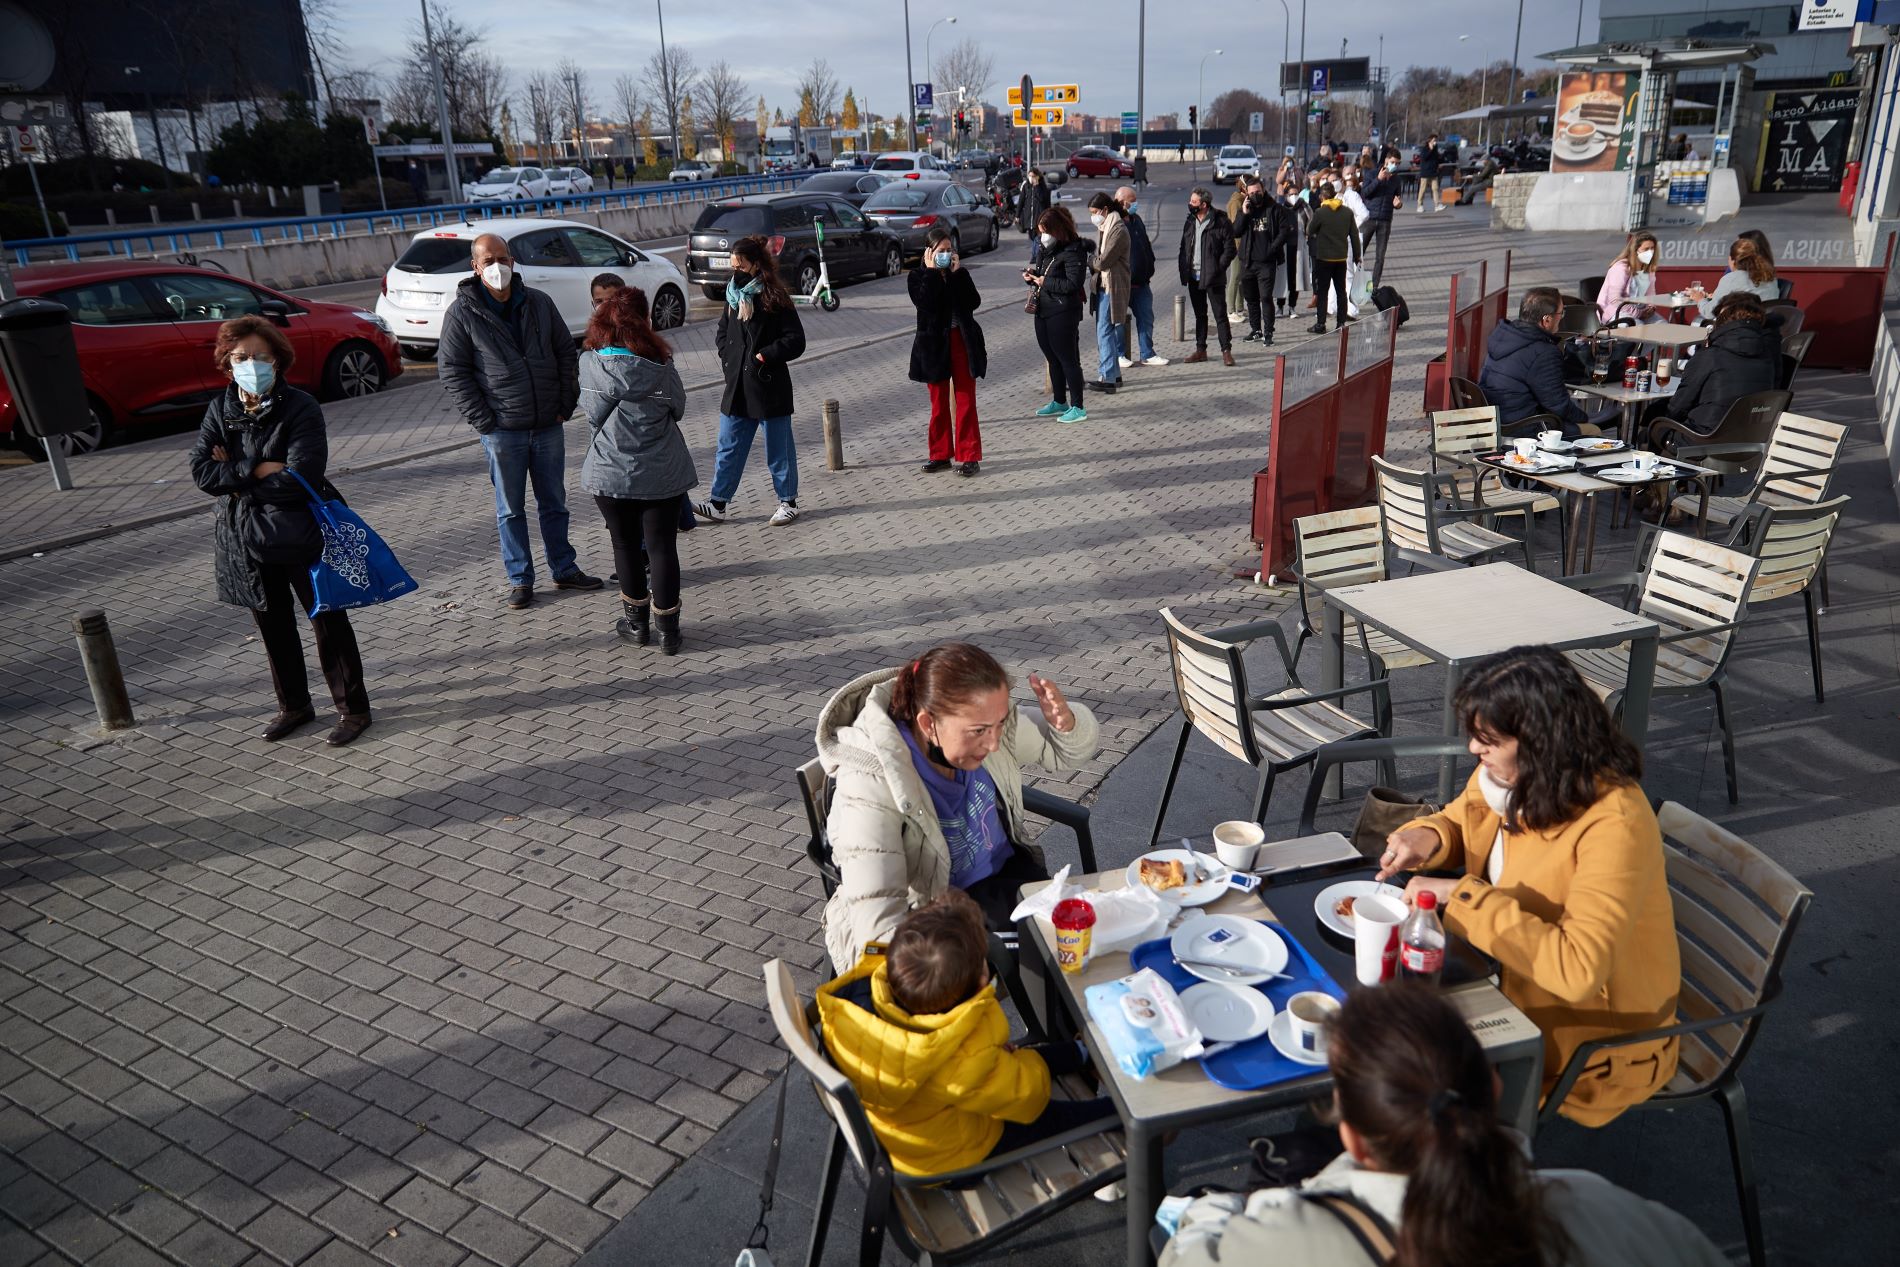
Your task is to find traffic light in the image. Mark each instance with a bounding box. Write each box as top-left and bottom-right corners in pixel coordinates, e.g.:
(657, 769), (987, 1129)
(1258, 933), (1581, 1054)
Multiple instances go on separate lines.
(1188, 105), (1197, 128)
(955, 109), (964, 132)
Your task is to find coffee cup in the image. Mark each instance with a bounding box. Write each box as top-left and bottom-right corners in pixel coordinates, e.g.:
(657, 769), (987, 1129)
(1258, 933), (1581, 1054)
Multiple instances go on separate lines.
(1538, 429), (1564, 450)
(1563, 121), (1596, 148)
(1286, 991), (1341, 1056)
(1512, 437), (1538, 459)
(1351, 893), (1407, 985)
(1211, 821), (1265, 871)
(1632, 450), (1660, 473)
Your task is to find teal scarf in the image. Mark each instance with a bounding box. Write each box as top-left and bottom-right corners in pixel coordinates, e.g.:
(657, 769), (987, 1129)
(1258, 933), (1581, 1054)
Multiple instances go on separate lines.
(725, 275), (763, 321)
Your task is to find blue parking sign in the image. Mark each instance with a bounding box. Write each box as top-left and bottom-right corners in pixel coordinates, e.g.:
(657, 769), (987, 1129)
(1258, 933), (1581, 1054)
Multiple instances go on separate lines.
(1310, 67), (1329, 96)
(914, 83), (933, 109)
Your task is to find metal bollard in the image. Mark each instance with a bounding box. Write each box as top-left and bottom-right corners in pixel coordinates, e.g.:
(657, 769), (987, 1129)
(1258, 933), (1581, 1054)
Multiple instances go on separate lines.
(821, 399), (844, 470)
(1125, 315), (1135, 360)
(71, 610), (135, 731)
(1173, 294), (1187, 343)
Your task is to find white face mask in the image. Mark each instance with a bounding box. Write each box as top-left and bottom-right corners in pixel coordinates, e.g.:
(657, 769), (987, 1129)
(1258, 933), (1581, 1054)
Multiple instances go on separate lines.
(1636, 248), (1655, 265)
(1039, 232), (1055, 247)
(1090, 214), (1105, 229)
(479, 261), (513, 291)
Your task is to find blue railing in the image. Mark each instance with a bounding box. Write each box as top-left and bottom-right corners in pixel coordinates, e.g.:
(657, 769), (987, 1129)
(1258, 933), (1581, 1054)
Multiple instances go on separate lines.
(7, 171), (817, 265)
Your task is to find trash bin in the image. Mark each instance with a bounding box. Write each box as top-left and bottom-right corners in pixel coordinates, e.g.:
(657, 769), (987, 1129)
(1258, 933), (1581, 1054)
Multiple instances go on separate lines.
(0, 297), (90, 441)
(302, 183), (344, 216)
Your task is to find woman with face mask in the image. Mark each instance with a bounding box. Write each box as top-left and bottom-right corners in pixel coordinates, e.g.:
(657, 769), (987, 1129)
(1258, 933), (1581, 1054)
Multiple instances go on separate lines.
(1024, 206), (1092, 423)
(1086, 193), (1131, 394)
(189, 317), (372, 747)
(907, 225), (987, 476)
(1595, 231), (1662, 325)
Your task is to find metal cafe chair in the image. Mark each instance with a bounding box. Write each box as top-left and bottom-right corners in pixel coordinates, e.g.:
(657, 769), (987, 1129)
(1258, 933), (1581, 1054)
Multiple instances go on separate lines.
(1649, 389), (1792, 481)
(1372, 454), (1535, 573)
(1671, 411), (1845, 536)
(1288, 507), (1435, 683)
(1727, 496), (1850, 703)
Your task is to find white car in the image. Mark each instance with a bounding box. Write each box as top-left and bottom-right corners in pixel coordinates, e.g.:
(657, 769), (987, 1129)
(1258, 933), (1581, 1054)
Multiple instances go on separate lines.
(669, 160), (714, 183)
(1215, 145), (1261, 184)
(464, 166), (552, 202)
(545, 166), (595, 195)
(869, 151), (944, 179)
(374, 218), (689, 360)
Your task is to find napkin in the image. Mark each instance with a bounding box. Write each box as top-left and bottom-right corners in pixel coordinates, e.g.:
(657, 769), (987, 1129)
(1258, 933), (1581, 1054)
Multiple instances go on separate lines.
(1008, 864), (1074, 924)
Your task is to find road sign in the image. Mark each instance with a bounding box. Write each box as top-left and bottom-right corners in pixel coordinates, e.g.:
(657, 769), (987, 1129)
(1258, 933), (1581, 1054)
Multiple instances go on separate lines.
(1121, 111), (1139, 133)
(12, 125), (36, 155)
(1248, 111), (1264, 132)
(1008, 84), (1080, 106)
(914, 110), (931, 128)
(1310, 67), (1330, 97)
(361, 116), (378, 145)
(914, 82), (933, 109)
(1012, 106), (1066, 127)
(1280, 58), (1370, 93)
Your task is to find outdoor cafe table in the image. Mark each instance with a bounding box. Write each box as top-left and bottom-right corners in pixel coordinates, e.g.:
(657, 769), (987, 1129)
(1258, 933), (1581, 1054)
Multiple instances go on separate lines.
(1572, 378), (1681, 444)
(1612, 321), (1709, 348)
(1017, 860), (1545, 1267)
(1318, 564), (1661, 799)
(1462, 447), (1717, 575)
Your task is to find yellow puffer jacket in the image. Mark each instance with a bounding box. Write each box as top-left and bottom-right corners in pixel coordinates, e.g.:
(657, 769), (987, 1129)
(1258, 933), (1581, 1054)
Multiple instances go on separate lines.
(816, 952), (1051, 1176)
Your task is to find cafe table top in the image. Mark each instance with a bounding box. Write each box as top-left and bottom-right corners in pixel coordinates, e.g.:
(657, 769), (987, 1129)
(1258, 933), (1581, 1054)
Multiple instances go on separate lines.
(1474, 446), (1719, 495)
(1619, 292), (1701, 310)
(1610, 321), (1709, 346)
(1572, 379), (1682, 405)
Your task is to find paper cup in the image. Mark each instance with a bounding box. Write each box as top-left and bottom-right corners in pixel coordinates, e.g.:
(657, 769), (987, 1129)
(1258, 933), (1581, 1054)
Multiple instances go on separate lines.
(1211, 821), (1265, 871)
(1512, 437), (1538, 459)
(1352, 893), (1407, 986)
(1286, 990), (1340, 1057)
(1051, 898), (1096, 974)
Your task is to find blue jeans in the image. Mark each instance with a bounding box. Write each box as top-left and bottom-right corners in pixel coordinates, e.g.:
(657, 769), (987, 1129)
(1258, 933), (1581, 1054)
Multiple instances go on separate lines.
(1095, 299), (1123, 383)
(481, 428), (576, 587)
(710, 413), (798, 504)
(1129, 284), (1157, 360)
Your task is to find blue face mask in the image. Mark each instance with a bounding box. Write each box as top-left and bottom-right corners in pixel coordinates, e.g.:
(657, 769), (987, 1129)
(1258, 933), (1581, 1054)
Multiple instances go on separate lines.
(934, 251), (953, 268)
(232, 360), (275, 395)
(1129, 201), (1139, 215)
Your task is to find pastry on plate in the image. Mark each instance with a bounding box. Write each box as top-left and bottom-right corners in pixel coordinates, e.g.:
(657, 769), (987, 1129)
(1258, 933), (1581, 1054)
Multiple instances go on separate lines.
(1139, 858), (1187, 892)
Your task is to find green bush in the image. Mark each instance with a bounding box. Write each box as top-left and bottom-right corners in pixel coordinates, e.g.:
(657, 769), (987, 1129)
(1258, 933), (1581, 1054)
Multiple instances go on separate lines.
(0, 155), (193, 198)
(0, 202), (64, 241)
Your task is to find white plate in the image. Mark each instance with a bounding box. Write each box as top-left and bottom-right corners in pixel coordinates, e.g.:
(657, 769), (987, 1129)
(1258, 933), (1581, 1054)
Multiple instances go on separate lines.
(1267, 1010), (1329, 1066)
(1557, 135), (1610, 162)
(1314, 879), (1403, 940)
(1169, 914), (1290, 985)
(1497, 454), (1571, 474)
(1598, 464), (1678, 483)
(1181, 982), (1275, 1043)
(1125, 849), (1229, 907)
(1573, 437), (1626, 454)
(1536, 437), (1574, 452)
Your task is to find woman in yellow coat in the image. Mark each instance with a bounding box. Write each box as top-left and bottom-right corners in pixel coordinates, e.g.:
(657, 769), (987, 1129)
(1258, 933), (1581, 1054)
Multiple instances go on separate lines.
(1378, 645), (1680, 1126)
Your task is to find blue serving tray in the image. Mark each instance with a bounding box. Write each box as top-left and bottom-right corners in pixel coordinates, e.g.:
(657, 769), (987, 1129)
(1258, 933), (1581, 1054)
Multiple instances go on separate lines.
(1129, 921), (1348, 1092)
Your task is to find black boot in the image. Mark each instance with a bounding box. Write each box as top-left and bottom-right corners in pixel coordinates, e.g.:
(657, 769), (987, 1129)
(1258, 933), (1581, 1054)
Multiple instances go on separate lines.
(654, 603), (682, 656)
(615, 597), (650, 645)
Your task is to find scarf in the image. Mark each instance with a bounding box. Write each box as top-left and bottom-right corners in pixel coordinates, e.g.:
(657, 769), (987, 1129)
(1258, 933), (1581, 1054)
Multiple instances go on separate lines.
(725, 275), (763, 322)
(1476, 765), (1514, 885)
(1321, 197), (1344, 210)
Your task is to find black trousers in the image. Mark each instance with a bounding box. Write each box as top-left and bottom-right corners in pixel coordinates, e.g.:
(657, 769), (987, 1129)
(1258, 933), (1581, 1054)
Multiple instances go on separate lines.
(593, 494), (681, 610)
(1363, 218), (1393, 289)
(1186, 281), (1232, 351)
(252, 564), (369, 717)
(1313, 258), (1350, 329)
(1281, 241), (1300, 304)
(1034, 312), (1086, 406)
(1241, 264), (1279, 337)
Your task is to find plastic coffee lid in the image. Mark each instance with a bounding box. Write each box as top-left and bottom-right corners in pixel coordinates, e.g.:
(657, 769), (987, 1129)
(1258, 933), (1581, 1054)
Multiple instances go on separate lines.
(1052, 898), (1096, 928)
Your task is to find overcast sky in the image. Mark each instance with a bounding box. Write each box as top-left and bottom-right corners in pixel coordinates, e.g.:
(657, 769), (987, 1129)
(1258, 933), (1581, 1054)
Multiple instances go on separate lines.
(334, 0), (1603, 121)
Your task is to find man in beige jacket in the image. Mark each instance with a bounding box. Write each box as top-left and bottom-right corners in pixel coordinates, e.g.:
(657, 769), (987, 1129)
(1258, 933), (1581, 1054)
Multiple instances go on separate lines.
(1087, 193), (1131, 393)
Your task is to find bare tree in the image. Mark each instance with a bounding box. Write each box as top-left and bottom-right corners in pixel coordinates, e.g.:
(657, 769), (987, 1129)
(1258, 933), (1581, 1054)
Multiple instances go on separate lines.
(391, 2), (498, 136)
(612, 73), (642, 158)
(463, 54), (509, 137)
(932, 38), (995, 111)
(700, 60), (748, 162)
(641, 44), (697, 159)
(555, 58), (588, 161)
(521, 71), (559, 163)
(798, 58), (841, 124)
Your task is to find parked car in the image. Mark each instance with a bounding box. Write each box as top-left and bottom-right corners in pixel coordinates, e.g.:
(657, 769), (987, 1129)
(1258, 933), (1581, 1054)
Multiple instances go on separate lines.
(1, 262), (401, 455)
(1214, 145), (1261, 184)
(669, 159), (715, 183)
(870, 151), (946, 178)
(687, 192), (904, 301)
(1063, 145), (1134, 180)
(464, 166), (552, 202)
(545, 166), (595, 195)
(860, 179), (1000, 260)
(373, 218), (688, 360)
(794, 170), (901, 207)
(831, 152), (876, 170)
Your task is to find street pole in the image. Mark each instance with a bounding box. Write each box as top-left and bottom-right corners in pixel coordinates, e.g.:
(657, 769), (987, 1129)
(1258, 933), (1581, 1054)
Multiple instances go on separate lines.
(1136, 0), (1145, 165)
(1505, 0), (1525, 123)
(903, 0), (917, 151)
(1298, 0), (1309, 163)
(657, 1), (679, 161)
(1198, 50), (1221, 181)
(1271, 0), (1290, 155)
(419, 0), (460, 204)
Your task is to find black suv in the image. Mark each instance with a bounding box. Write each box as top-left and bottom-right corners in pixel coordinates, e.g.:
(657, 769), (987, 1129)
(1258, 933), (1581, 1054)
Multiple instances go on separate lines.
(687, 192), (905, 301)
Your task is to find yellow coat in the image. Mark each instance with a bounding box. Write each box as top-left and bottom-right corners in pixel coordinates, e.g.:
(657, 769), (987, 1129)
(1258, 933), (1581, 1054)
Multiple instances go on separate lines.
(1416, 774), (1679, 1127)
(816, 953), (1051, 1176)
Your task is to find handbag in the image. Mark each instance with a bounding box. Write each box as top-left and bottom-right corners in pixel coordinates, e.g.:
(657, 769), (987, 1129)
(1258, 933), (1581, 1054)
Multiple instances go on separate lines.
(286, 471), (418, 616)
(1023, 288), (1039, 314)
(731, 1072), (789, 1265)
(1351, 787), (1439, 859)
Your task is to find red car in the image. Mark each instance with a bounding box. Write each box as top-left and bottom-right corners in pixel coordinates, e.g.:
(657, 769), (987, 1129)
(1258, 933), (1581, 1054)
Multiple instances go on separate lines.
(1, 261), (402, 454)
(1063, 146), (1135, 180)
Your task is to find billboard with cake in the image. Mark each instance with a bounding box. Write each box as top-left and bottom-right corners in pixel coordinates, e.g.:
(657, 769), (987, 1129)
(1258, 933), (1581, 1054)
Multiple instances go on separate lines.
(1552, 72), (1640, 173)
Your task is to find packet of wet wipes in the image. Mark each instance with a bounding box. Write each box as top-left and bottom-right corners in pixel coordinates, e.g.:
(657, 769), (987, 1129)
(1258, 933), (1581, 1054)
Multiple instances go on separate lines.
(1083, 967), (1205, 1079)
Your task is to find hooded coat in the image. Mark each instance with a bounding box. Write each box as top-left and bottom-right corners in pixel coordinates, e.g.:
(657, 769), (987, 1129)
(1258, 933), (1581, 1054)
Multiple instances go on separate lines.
(1660, 318), (1781, 434)
(814, 668), (1100, 972)
(907, 265), (987, 384)
(1479, 318), (1588, 426)
(577, 348), (696, 501)
(816, 953), (1051, 1176)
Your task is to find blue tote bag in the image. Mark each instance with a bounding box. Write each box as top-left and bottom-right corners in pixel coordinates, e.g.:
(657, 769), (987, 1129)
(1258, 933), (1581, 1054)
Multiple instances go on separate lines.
(286, 470), (418, 615)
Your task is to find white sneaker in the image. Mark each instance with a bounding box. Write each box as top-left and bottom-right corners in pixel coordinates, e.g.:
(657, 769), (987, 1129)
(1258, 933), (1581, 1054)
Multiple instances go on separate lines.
(1229, 309), (1247, 322)
(1093, 1180), (1126, 1203)
(1142, 355), (1170, 366)
(1117, 355), (1135, 370)
(768, 502), (799, 526)
(1434, 203), (1446, 213)
(690, 500), (728, 523)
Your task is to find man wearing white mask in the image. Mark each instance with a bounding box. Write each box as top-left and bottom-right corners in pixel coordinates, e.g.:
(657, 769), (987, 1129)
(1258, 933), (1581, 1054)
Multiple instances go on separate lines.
(439, 234), (600, 610)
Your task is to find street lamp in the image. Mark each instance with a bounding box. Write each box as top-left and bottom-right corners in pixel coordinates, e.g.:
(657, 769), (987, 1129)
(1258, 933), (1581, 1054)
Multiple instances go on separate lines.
(1460, 34), (1489, 147)
(1197, 49), (1222, 180)
(924, 16), (956, 158)
(1267, 0), (1291, 155)
(1504, 0), (1527, 127)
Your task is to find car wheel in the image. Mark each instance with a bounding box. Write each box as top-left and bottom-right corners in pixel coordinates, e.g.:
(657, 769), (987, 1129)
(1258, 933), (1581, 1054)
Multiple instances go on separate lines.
(949, 232), (961, 259)
(986, 218), (999, 252)
(23, 397), (109, 460)
(322, 341), (386, 400)
(398, 343), (435, 362)
(796, 259), (821, 295)
(650, 285), (686, 330)
(1066, 165), (1079, 180)
(882, 246), (903, 277)
(701, 283), (726, 302)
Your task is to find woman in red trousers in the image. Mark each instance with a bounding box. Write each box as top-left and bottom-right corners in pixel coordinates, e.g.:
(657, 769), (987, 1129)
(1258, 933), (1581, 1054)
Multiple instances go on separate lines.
(907, 225), (987, 477)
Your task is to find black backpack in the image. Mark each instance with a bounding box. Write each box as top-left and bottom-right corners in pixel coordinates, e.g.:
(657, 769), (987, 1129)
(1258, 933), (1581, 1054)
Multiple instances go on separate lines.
(1370, 286), (1409, 326)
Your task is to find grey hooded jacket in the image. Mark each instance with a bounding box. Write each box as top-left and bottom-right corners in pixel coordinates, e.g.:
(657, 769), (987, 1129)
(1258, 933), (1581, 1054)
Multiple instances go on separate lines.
(577, 349), (696, 501)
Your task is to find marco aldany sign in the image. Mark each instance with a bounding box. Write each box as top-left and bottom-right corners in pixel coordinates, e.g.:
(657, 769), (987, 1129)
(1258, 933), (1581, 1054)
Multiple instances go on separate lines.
(1755, 90), (1859, 192)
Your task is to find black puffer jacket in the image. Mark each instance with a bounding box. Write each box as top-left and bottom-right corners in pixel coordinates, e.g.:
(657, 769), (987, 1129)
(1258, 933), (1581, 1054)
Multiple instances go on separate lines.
(716, 298), (807, 419)
(1126, 212), (1157, 286)
(907, 265), (987, 384)
(1661, 318), (1782, 434)
(437, 276), (579, 433)
(190, 385), (340, 610)
(1233, 197), (1295, 270)
(1177, 208), (1236, 289)
(1019, 177), (1052, 234)
(1478, 319), (1587, 426)
(1031, 238), (1092, 322)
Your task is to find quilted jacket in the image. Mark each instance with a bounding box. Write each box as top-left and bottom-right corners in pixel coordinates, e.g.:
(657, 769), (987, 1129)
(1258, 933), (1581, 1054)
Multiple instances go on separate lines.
(816, 952), (1051, 1175)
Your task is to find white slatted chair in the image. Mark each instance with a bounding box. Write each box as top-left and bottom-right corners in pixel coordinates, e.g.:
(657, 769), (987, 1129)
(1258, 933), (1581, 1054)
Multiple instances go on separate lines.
(1537, 803), (1811, 1267)
(1372, 454), (1534, 573)
(1560, 533), (1761, 802)
(1673, 412), (1848, 534)
(763, 959), (1126, 1267)
(1427, 406), (1561, 527)
(1148, 607), (1388, 846)
(1289, 507), (1435, 678)
(1730, 496), (1849, 704)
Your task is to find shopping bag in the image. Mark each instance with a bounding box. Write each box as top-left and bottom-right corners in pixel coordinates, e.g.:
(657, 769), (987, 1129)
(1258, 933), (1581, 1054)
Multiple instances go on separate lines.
(287, 470), (418, 615)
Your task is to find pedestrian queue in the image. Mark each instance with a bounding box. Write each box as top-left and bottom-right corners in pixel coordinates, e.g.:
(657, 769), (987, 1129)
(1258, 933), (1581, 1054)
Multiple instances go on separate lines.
(908, 225), (987, 477)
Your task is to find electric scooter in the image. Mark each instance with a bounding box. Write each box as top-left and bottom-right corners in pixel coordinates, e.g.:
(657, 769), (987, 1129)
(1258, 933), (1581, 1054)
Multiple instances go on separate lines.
(792, 218), (842, 312)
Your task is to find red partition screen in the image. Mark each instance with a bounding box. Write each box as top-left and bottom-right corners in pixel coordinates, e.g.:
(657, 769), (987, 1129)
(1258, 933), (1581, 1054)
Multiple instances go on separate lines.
(1252, 306), (1401, 583)
(1423, 250), (1512, 412)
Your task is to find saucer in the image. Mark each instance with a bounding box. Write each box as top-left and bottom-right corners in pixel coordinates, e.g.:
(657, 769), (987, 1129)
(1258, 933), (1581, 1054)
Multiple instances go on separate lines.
(1267, 1010), (1329, 1066)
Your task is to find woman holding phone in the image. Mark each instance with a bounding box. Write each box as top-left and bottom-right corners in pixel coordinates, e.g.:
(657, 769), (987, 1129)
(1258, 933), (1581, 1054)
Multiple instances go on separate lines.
(907, 225), (986, 477)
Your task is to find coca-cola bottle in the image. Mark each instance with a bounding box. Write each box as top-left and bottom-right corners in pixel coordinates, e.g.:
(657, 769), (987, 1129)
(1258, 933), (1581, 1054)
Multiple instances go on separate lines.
(1399, 891), (1447, 985)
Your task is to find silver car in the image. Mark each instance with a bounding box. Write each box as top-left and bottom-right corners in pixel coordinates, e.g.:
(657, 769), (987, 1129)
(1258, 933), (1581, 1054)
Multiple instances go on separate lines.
(860, 179), (999, 259)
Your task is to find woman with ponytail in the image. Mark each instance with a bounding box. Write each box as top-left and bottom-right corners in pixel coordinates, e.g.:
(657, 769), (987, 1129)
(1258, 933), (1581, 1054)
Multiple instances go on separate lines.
(1162, 983), (1726, 1267)
(1696, 235), (1780, 319)
(814, 643), (1100, 971)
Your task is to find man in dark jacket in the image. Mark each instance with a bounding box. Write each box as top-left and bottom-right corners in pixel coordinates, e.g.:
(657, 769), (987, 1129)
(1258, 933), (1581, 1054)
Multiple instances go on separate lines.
(1019, 169), (1052, 263)
(1651, 293), (1782, 438)
(1177, 188), (1236, 365)
(1479, 288), (1618, 436)
(438, 233), (600, 609)
(1359, 154), (1403, 289)
(1115, 185), (1168, 366)
(1232, 176), (1293, 344)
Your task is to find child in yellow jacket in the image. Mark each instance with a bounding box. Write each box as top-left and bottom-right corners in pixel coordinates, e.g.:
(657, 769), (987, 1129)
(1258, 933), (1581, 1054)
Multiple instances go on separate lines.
(816, 889), (1112, 1177)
